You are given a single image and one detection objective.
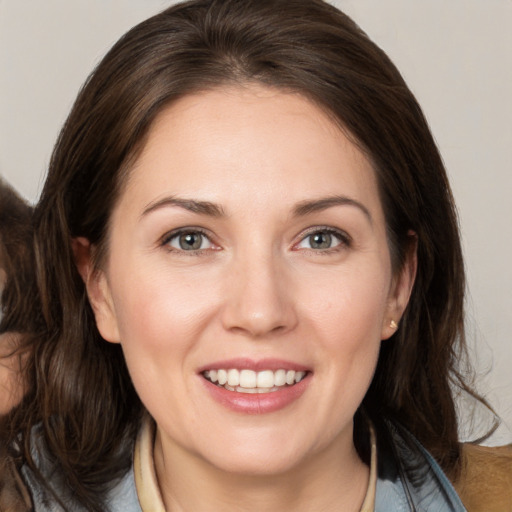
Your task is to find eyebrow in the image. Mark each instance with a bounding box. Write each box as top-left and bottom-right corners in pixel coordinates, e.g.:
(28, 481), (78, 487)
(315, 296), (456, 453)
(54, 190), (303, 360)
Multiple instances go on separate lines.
(292, 195), (372, 224)
(141, 197), (226, 218)
(141, 194), (372, 223)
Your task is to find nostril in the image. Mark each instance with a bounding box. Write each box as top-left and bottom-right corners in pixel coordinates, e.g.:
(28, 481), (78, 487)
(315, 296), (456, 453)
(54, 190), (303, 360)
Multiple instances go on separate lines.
(222, 304), (297, 338)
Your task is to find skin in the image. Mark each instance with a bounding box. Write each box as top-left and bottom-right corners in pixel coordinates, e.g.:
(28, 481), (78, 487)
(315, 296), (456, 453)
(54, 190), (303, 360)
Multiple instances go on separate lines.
(78, 85), (416, 511)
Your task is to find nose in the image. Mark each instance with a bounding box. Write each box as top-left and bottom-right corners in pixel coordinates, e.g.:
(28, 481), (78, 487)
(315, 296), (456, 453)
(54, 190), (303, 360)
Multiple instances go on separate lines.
(221, 251), (298, 339)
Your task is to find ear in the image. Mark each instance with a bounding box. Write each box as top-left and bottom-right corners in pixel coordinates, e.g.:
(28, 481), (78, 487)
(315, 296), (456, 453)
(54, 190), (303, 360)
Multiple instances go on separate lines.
(381, 233), (418, 340)
(71, 237), (120, 344)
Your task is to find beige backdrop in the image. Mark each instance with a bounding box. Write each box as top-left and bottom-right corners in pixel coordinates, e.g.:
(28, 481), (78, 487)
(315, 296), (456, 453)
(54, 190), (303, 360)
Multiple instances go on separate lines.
(1, 0), (510, 442)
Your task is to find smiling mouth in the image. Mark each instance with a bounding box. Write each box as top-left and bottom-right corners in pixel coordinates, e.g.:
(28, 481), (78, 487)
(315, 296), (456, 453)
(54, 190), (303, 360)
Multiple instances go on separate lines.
(202, 368), (308, 394)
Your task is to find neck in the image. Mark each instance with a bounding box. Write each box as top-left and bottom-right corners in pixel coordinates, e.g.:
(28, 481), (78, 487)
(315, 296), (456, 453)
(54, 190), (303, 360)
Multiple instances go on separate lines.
(153, 426), (369, 512)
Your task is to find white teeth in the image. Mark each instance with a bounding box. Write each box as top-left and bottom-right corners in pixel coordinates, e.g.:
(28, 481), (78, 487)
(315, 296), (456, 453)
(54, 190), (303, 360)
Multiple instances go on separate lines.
(235, 386), (279, 394)
(227, 369), (240, 387)
(217, 369), (227, 385)
(239, 370), (257, 388)
(274, 369), (286, 386)
(236, 386), (258, 394)
(294, 371), (306, 383)
(257, 370), (274, 388)
(203, 368), (308, 392)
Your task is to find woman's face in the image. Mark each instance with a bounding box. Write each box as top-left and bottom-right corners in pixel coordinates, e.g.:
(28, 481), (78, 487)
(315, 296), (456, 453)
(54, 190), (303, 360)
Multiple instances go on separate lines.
(87, 85), (414, 475)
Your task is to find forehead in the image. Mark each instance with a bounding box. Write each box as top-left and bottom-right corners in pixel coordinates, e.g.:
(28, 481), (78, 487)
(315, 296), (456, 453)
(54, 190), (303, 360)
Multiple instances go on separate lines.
(117, 85), (382, 220)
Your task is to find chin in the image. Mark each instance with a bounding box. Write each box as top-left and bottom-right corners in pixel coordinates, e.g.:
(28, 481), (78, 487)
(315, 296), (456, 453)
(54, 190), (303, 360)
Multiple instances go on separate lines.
(209, 452), (304, 478)
(193, 431), (309, 477)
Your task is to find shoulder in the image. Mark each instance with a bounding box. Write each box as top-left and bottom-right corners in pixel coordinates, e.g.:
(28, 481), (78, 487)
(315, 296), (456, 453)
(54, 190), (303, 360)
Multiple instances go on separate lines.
(454, 443), (512, 512)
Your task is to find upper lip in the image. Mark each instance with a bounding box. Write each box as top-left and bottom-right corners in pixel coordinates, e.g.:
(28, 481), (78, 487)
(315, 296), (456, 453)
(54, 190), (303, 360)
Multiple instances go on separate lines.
(197, 358), (310, 373)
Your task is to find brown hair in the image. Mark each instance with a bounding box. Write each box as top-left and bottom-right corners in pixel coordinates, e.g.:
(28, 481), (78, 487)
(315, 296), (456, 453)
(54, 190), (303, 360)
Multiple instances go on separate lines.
(0, 179), (42, 413)
(0, 179), (38, 336)
(8, 0), (487, 509)
(0, 179), (42, 503)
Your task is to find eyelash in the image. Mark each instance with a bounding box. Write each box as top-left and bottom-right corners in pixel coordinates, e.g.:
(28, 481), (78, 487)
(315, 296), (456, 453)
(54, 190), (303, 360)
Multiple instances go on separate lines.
(160, 226), (351, 255)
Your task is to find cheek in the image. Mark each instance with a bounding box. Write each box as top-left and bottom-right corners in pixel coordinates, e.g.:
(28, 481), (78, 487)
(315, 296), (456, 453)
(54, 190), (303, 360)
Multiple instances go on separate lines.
(108, 264), (222, 363)
(301, 263), (389, 398)
(106, 269), (214, 414)
(302, 263), (391, 345)
(287, 264), (389, 446)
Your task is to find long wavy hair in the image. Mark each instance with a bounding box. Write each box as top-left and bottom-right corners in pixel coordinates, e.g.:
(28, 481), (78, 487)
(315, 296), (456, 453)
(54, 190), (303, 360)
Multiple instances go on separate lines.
(5, 0), (489, 509)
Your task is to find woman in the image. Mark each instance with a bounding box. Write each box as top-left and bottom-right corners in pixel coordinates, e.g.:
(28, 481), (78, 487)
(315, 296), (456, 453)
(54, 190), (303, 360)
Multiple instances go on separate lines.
(2, 0), (510, 511)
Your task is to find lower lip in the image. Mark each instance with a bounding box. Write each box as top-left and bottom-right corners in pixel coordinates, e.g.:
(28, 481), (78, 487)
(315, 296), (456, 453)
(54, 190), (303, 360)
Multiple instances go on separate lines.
(201, 375), (311, 414)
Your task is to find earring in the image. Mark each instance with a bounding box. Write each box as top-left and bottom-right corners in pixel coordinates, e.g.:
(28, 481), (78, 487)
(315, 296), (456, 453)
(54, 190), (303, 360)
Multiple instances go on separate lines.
(390, 320), (398, 330)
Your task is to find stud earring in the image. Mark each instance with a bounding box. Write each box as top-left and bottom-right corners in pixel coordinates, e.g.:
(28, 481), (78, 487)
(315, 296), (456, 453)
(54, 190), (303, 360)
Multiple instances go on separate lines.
(390, 320), (398, 330)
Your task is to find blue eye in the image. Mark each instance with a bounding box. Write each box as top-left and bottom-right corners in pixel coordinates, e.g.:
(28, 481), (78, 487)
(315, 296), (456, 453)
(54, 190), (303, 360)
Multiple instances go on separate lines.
(296, 229), (347, 250)
(166, 231), (213, 251)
